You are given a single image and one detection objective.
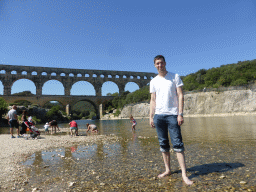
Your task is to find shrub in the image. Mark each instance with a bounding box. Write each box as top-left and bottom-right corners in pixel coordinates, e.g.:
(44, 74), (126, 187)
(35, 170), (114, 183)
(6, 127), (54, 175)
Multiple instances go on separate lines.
(114, 109), (121, 117)
(0, 97), (8, 120)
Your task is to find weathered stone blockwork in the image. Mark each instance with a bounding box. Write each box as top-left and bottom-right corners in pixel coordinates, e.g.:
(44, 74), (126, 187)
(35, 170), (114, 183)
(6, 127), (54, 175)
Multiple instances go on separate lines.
(0, 64), (156, 118)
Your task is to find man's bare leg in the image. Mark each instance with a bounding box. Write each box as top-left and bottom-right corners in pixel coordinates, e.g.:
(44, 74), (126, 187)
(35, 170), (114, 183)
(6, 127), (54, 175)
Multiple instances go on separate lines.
(158, 151), (171, 178)
(10, 128), (14, 137)
(176, 151), (193, 185)
(17, 128), (20, 136)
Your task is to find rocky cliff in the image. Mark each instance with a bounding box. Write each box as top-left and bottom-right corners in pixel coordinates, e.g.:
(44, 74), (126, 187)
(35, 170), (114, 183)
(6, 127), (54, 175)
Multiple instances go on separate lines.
(102, 89), (256, 119)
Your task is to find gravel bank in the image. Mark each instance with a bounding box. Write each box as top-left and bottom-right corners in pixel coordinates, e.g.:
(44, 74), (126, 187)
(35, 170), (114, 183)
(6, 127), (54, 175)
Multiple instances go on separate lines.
(0, 133), (118, 191)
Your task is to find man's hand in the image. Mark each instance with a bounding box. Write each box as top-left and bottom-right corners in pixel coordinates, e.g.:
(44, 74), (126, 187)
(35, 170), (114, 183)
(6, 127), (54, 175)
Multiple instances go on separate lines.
(150, 117), (155, 128)
(177, 115), (184, 126)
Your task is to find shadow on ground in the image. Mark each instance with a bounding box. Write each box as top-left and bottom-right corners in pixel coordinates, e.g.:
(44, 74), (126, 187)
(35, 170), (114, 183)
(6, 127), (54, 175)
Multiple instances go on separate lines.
(186, 162), (245, 178)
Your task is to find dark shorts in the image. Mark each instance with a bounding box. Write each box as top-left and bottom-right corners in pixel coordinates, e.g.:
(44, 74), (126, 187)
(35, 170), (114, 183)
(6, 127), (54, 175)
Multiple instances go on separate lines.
(9, 120), (19, 128)
(50, 121), (57, 126)
(153, 114), (184, 152)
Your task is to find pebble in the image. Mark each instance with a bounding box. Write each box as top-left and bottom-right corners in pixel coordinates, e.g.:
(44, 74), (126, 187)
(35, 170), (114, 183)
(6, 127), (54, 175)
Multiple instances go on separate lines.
(32, 187), (40, 192)
(69, 182), (76, 187)
(240, 181), (247, 185)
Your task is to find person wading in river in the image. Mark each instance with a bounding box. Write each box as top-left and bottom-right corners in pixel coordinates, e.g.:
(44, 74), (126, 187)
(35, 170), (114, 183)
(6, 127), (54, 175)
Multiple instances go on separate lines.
(149, 55), (193, 185)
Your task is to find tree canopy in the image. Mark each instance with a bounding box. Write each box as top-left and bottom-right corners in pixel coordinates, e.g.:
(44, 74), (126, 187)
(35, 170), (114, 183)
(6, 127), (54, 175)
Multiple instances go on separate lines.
(0, 97), (8, 120)
(182, 59), (256, 91)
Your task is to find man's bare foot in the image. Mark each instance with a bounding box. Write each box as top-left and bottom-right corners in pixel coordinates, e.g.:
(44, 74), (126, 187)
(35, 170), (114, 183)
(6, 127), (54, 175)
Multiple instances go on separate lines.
(182, 175), (193, 185)
(158, 171), (171, 178)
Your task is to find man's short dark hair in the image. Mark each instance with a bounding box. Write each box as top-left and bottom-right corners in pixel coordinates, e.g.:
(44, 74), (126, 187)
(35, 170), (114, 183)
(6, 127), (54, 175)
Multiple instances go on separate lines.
(154, 55), (165, 63)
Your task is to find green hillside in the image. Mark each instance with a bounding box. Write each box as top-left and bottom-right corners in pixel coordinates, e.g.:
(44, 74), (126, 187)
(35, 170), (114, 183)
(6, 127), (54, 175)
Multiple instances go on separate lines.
(182, 59), (256, 91)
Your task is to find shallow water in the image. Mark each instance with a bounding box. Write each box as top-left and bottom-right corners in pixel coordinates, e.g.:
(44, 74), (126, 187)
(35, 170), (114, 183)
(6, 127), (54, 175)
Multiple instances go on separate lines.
(5, 116), (256, 191)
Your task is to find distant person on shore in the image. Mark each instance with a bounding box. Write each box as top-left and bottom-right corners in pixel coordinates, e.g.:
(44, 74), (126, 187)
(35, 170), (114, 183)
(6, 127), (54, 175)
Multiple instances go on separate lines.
(130, 115), (137, 131)
(44, 122), (50, 134)
(86, 123), (98, 133)
(49, 120), (60, 134)
(150, 55), (193, 185)
(7, 105), (20, 138)
(20, 110), (28, 135)
(69, 120), (78, 136)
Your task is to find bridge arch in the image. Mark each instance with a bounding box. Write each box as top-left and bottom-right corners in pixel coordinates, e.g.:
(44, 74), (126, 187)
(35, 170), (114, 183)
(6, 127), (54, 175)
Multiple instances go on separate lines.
(11, 79), (36, 95)
(71, 99), (99, 119)
(42, 100), (65, 108)
(71, 81), (96, 96)
(124, 82), (140, 93)
(42, 80), (65, 95)
(0, 81), (3, 95)
(102, 81), (119, 96)
(10, 100), (32, 107)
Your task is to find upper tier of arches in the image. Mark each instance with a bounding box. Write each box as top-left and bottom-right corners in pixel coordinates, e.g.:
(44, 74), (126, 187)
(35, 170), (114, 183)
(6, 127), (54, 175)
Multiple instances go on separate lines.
(0, 64), (155, 96)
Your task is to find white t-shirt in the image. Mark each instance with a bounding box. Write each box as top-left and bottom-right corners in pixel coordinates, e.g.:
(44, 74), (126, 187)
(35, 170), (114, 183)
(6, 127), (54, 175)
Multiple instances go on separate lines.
(7, 109), (17, 120)
(150, 71), (183, 115)
(44, 124), (50, 129)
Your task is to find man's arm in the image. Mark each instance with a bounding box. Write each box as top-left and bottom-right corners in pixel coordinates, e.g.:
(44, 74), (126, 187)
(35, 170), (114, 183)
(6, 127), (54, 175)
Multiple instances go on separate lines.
(177, 86), (184, 126)
(86, 125), (90, 132)
(6, 112), (9, 121)
(14, 112), (18, 123)
(150, 92), (156, 127)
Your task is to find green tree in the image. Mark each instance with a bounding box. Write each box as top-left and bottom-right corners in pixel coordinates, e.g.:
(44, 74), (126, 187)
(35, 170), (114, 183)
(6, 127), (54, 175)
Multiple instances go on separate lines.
(89, 111), (96, 119)
(45, 105), (62, 120)
(0, 97), (8, 121)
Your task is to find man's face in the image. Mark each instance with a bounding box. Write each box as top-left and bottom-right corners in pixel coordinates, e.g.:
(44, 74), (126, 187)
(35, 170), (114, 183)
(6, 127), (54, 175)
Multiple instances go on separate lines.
(154, 58), (166, 72)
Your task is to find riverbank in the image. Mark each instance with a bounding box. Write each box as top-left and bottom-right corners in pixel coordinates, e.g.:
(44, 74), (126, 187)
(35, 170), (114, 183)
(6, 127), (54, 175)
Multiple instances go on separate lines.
(101, 89), (256, 120)
(101, 111), (256, 120)
(0, 134), (119, 191)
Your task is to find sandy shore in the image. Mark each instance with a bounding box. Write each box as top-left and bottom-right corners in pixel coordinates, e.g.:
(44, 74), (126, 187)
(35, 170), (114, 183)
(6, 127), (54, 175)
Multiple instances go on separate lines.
(0, 133), (118, 191)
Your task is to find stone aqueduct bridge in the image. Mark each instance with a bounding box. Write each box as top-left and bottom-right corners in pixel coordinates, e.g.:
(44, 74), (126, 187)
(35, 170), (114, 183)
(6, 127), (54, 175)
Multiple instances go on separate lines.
(0, 64), (156, 118)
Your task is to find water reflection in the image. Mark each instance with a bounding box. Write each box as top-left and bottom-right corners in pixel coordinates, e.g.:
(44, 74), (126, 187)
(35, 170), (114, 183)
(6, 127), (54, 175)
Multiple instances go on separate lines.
(20, 116), (256, 191)
(183, 115), (256, 142)
(18, 115), (256, 170)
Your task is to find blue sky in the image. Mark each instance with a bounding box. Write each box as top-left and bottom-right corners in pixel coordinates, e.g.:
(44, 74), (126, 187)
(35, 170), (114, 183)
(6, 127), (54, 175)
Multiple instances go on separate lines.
(1, 0), (256, 96)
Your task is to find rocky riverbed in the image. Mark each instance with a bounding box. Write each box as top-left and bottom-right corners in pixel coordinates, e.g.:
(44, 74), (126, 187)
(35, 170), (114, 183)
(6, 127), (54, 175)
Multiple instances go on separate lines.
(0, 132), (255, 191)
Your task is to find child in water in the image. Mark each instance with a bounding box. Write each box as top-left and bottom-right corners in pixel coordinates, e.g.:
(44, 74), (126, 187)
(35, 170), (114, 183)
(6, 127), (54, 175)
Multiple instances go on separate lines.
(44, 122), (50, 134)
(130, 115), (137, 131)
(86, 123), (98, 133)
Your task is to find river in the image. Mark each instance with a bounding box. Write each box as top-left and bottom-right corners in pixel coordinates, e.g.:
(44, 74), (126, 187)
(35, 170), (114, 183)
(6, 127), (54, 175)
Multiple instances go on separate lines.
(1, 116), (256, 191)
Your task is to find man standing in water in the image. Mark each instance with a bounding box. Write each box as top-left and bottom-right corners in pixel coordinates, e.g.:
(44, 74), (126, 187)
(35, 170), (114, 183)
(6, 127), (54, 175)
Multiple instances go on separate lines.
(149, 55), (193, 185)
